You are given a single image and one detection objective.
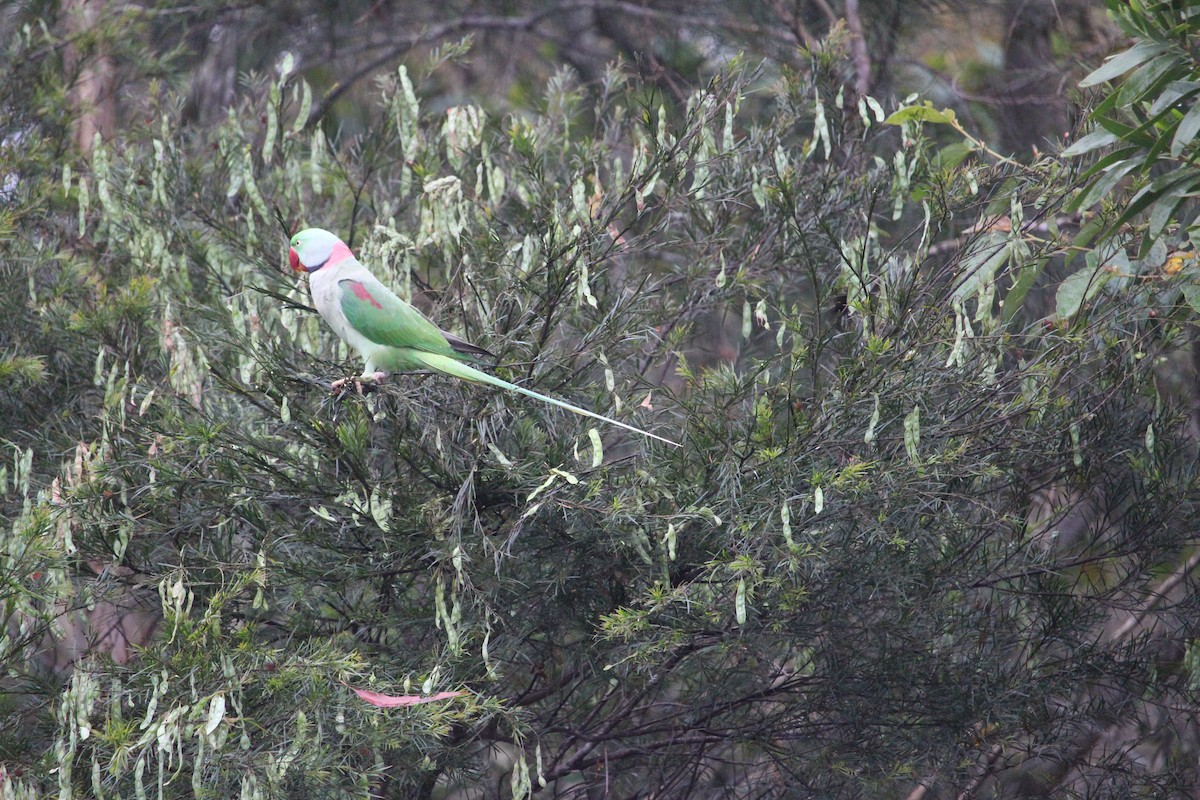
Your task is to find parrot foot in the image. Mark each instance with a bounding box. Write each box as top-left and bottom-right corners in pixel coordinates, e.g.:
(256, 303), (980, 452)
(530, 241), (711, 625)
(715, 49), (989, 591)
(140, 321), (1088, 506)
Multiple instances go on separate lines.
(331, 373), (387, 395)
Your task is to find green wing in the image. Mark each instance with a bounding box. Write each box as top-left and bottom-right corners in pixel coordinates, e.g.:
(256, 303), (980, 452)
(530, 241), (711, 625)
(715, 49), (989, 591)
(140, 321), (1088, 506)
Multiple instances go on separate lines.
(337, 277), (680, 446)
(338, 278), (456, 356)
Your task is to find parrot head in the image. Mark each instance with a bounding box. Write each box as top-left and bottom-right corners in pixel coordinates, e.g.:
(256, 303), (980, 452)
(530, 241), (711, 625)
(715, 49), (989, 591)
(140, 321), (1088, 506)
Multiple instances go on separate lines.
(289, 228), (343, 272)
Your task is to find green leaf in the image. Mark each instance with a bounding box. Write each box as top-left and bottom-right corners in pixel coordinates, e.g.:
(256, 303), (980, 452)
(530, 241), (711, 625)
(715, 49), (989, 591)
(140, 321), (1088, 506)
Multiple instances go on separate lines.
(1171, 101), (1200, 158)
(1111, 87), (1200, 155)
(864, 392), (880, 445)
(1147, 183), (1195, 240)
(1094, 114), (1158, 148)
(884, 104), (956, 126)
(1077, 145), (1142, 183)
(1112, 53), (1183, 107)
(933, 142), (973, 170)
(1055, 261), (1115, 320)
(1061, 129), (1120, 158)
(1181, 283), (1200, 314)
(292, 80), (313, 135)
(1149, 80), (1200, 116)
(1003, 255), (1050, 325)
(1071, 157), (1142, 211)
(735, 576), (747, 624)
(1111, 168), (1200, 234)
(1079, 40), (1168, 88)
(1065, 216), (1105, 268)
(903, 405), (920, 463)
(0, 353), (46, 384)
(953, 233), (1010, 302)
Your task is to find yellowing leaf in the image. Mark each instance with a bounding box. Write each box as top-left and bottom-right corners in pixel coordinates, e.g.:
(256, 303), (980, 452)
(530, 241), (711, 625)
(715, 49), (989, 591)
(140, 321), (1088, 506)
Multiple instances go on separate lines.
(1164, 251), (1194, 276)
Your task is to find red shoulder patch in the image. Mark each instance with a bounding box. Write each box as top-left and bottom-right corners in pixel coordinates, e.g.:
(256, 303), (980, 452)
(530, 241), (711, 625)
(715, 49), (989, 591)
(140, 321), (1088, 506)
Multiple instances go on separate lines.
(344, 280), (384, 310)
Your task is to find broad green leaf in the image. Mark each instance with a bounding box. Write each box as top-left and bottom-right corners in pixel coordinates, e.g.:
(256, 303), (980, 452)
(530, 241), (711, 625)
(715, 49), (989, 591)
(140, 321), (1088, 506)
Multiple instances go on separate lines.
(933, 142), (973, 170)
(1002, 255), (1050, 325)
(1181, 283), (1200, 314)
(1149, 80), (1200, 116)
(1061, 129), (1120, 158)
(1055, 261), (1114, 320)
(1171, 101), (1200, 158)
(1065, 215), (1105, 267)
(1079, 40), (1168, 88)
(1072, 158), (1142, 211)
(884, 104), (956, 126)
(1113, 53), (1183, 107)
(1147, 184), (1194, 240)
(1111, 169), (1200, 235)
(1077, 145), (1143, 183)
(1094, 114), (1159, 149)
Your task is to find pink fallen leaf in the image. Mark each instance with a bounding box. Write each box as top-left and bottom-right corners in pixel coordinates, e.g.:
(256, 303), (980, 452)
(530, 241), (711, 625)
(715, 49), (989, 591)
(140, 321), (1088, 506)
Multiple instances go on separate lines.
(350, 687), (466, 708)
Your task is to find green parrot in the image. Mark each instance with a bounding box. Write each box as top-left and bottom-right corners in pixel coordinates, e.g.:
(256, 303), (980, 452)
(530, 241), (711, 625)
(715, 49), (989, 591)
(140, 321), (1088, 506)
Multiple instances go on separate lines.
(289, 228), (679, 447)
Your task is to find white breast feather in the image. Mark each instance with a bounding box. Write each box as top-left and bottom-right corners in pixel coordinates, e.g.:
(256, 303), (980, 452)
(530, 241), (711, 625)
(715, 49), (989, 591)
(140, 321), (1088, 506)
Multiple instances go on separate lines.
(309, 259), (384, 370)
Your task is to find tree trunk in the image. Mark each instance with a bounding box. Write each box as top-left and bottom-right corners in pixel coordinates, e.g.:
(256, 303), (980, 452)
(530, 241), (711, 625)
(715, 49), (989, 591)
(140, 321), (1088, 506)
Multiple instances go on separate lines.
(997, 0), (1070, 156)
(62, 0), (116, 154)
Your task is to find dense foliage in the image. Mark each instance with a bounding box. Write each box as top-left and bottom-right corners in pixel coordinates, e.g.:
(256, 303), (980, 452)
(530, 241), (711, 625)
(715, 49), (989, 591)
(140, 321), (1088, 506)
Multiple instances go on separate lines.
(3, 2), (1200, 798)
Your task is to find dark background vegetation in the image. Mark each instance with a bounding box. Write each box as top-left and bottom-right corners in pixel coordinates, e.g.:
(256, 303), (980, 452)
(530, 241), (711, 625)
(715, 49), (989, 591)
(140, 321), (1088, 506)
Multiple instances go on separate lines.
(3, 0), (1200, 797)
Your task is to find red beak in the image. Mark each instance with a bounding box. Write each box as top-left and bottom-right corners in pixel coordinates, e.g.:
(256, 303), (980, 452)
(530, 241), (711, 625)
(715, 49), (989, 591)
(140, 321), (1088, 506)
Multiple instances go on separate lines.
(288, 247), (302, 272)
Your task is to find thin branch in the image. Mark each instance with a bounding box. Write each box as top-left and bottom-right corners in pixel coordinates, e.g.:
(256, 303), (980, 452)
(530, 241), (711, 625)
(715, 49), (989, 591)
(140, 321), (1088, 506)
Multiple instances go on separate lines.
(1108, 548), (1200, 643)
(765, 0), (818, 50)
(303, 0), (797, 130)
(304, 10), (557, 130)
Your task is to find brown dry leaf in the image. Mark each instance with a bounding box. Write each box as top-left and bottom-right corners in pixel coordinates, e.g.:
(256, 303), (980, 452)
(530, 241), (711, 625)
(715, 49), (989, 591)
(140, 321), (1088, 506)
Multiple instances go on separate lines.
(350, 686), (466, 708)
(967, 215), (1011, 234)
(588, 174), (604, 219)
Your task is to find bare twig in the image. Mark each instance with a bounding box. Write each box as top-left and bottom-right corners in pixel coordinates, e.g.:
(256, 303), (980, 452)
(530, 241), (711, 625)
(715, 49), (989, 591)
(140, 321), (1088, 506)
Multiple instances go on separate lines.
(765, 0), (818, 50)
(1108, 548), (1200, 643)
(303, 0), (797, 130)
